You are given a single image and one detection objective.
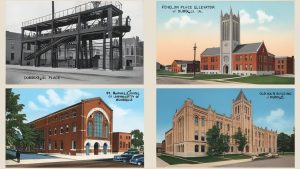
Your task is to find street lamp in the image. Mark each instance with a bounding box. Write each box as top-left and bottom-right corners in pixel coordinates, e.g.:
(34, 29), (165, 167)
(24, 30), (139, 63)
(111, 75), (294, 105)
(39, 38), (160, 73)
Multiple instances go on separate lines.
(193, 43), (197, 78)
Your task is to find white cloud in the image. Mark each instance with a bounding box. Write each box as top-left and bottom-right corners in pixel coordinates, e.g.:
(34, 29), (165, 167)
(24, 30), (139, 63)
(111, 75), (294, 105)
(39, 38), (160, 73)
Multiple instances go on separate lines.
(110, 103), (144, 133)
(37, 95), (50, 107)
(257, 26), (269, 31)
(266, 108), (284, 123)
(37, 89), (92, 107)
(240, 10), (255, 25)
(28, 101), (45, 111)
(204, 21), (213, 28)
(256, 10), (274, 24)
(164, 15), (197, 30)
(255, 108), (293, 134)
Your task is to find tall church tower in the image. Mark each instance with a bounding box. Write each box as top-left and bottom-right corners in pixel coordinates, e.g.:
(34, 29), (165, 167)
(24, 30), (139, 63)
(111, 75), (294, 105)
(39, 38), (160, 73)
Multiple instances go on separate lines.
(231, 90), (253, 153)
(220, 8), (240, 74)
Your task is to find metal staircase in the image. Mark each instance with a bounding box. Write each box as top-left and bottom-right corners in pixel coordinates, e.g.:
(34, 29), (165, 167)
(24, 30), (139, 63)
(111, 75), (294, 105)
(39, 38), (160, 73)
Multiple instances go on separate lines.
(24, 36), (74, 60)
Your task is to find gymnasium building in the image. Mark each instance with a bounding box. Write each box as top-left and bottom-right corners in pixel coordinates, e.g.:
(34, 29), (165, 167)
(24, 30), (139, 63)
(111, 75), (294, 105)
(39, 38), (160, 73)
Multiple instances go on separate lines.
(200, 8), (276, 75)
(165, 90), (277, 157)
(30, 97), (131, 156)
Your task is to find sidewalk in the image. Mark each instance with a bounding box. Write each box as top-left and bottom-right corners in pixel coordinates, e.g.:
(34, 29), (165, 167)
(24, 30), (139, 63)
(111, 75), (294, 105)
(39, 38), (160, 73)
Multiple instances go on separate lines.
(168, 159), (252, 168)
(6, 65), (143, 78)
(6, 152), (122, 166)
(156, 157), (170, 167)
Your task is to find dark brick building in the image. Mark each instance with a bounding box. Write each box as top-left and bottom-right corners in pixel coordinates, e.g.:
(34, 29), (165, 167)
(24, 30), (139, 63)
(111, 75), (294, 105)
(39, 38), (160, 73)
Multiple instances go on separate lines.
(275, 56), (294, 75)
(31, 97), (113, 156)
(112, 132), (131, 152)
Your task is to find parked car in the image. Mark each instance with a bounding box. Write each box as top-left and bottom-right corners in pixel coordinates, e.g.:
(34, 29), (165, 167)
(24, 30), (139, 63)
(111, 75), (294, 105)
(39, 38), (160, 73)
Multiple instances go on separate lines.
(136, 157), (144, 166)
(129, 154), (144, 165)
(113, 151), (138, 162)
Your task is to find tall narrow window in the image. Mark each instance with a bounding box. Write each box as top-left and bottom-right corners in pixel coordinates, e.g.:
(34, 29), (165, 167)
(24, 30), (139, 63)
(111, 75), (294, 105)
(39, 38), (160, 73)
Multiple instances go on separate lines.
(194, 131), (199, 140)
(88, 121), (93, 137)
(194, 116), (198, 125)
(195, 145), (199, 152)
(201, 117), (205, 126)
(94, 112), (103, 137)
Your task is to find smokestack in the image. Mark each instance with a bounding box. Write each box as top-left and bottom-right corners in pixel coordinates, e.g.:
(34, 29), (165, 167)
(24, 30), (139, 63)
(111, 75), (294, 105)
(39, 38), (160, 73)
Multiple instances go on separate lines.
(52, 1), (54, 19)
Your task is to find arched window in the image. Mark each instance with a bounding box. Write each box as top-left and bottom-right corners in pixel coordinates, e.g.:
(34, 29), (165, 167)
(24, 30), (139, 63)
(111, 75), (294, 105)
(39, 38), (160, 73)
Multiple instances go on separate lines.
(94, 112), (103, 137)
(88, 121), (93, 137)
(201, 117), (205, 126)
(194, 116), (198, 125)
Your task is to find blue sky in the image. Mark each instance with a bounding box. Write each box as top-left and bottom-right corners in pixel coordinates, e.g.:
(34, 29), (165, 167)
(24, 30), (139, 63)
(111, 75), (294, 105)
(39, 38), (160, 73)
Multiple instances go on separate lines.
(12, 88), (144, 133)
(157, 88), (294, 142)
(157, 1), (294, 32)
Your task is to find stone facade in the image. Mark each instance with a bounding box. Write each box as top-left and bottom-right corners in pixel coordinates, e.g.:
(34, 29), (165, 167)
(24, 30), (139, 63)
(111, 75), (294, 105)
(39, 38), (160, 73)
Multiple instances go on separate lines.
(165, 91), (277, 157)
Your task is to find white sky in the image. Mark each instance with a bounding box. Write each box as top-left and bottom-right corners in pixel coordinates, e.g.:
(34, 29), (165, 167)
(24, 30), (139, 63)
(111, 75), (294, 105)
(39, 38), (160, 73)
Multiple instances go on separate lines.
(6, 0), (143, 40)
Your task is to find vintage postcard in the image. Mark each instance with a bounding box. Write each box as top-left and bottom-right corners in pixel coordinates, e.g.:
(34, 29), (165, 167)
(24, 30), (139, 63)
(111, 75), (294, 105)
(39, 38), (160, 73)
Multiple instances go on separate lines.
(156, 1), (294, 84)
(6, 0), (144, 84)
(157, 88), (294, 167)
(6, 88), (144, 167)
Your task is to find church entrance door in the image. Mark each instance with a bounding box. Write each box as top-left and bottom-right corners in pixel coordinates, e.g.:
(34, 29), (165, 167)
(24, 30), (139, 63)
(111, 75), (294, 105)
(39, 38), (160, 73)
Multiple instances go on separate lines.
(223, 65), (229, 74)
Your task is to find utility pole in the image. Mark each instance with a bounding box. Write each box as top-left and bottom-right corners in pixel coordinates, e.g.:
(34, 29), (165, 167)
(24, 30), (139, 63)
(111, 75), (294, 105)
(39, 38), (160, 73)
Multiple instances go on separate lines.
(193, 43), (197, 78)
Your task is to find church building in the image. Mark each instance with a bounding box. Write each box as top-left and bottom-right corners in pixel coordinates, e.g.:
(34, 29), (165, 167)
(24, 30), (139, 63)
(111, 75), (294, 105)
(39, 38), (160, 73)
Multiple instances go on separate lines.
(200, 9), (275, 75)
(165, 90), (277, 157)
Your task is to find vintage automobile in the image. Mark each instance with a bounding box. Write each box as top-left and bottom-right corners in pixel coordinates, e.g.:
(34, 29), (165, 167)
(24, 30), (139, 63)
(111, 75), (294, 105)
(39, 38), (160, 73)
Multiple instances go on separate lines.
(129, 154), (144, 165)
(113, 151), (139, 162)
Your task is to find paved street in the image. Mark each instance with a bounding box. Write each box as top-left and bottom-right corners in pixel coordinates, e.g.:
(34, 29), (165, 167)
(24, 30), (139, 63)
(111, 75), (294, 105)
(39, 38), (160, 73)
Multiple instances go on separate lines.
(6, 68), (143, 84)
(157, 76), (223, 84)
(219, 155), (294, 168)
(6, 159), (143, 168)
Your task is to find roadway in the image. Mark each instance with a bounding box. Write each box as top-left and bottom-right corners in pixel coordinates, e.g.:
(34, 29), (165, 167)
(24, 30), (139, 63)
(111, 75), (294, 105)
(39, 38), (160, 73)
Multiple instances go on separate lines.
(6, 159), (143, 168)
(6, 68), (143, 84)
(219, 155), (294, 168)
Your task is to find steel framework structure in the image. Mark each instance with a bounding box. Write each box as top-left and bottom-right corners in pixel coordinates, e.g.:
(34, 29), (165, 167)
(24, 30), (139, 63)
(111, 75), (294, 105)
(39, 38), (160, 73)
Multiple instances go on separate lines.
(20, 1), (131, 70)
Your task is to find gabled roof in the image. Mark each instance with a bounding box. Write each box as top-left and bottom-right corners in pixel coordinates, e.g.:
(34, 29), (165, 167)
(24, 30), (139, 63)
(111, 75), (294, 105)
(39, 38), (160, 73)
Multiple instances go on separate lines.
(235, 90), (249, 102)
(233, 42), (263, 54)
(201, 47), (220, 56)
(174, 60), (200, 64)
(201, 42), (263, 56)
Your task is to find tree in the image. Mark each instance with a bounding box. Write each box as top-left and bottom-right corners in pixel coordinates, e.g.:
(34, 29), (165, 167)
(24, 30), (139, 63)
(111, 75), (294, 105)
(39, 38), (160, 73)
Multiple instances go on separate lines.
(290, 133), (295, 152)
(206, 125), (230, 156)
(6, 89), (25, 147)
(131, 129), (144, 150)
(232, 127), (247, 152)
(6, 89), (39, 151)
(277, 132), (291, 154)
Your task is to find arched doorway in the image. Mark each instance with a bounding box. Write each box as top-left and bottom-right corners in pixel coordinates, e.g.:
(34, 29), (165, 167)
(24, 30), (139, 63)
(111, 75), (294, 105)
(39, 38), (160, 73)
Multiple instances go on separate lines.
(94, 142), (99, 155)
(103, 143), (108, 154)
(223, 65), (229, 74)
(86, 143), (90, 155)
(231, 146), (233, 152)
(246, 145), (249, 152)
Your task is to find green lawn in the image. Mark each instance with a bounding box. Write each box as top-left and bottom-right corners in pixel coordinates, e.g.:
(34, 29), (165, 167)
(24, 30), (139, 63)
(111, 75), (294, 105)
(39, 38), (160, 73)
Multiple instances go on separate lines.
(184, 154), (251, 163)
(157, 155), (198, 165)
(226, 75), (294, 84)
(158, 154), (251, 165)
(278, 152), (295, 155)
(157, 70), (239, 80)
(192, 74), (239, 80)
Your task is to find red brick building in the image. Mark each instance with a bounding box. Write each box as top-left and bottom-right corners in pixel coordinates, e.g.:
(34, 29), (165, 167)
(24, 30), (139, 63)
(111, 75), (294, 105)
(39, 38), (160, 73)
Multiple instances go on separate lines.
(200, 9), (275, 75)
(275, 56), (294, 75)
(112, 132), (131, 152)
(171, 60), (200, 73)
(31, 97), (113, 156)
(161, 140), (166, 153)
